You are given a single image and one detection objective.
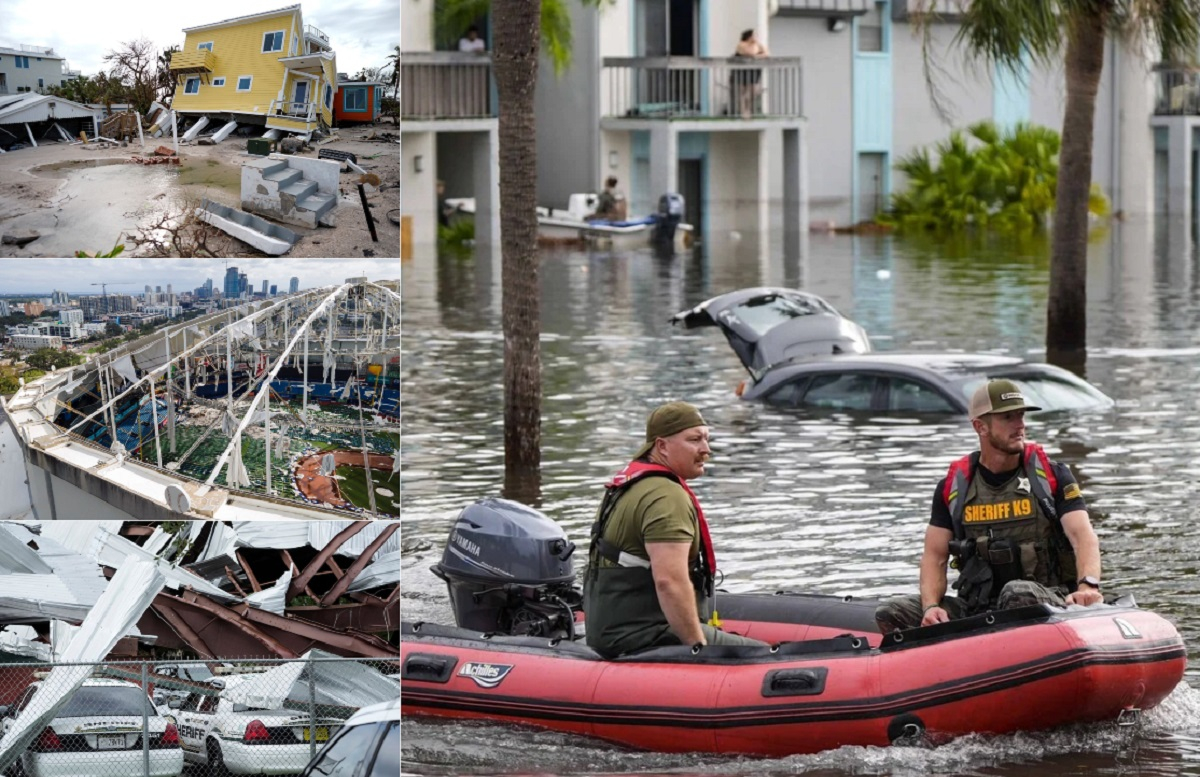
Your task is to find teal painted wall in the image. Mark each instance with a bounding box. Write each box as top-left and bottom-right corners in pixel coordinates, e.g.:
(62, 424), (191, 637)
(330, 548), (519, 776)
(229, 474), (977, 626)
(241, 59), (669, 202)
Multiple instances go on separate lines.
(851, 1), (893, 223)
(992, 53), (1031, 130)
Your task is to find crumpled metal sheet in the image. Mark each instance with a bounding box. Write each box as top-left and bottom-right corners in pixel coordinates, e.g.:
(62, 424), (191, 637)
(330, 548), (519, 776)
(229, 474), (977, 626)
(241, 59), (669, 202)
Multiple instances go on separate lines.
(345, 550), (400, 594)
(0, 559), (166, 774)
(245, 570), (291, 615)
(219, 648), (398, 711)
(0, 524), (109, 623)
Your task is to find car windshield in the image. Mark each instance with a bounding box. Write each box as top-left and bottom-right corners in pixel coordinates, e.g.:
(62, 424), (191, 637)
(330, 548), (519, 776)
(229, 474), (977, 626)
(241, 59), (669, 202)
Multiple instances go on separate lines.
(959, 373), (1110, 412)
(58, 686), (154, 718)
(728, 295), (833, 337)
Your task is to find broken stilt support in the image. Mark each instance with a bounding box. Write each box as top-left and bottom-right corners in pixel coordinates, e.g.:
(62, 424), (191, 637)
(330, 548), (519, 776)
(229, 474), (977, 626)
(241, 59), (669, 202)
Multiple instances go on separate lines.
(357, 184), (378, 242)
(24, 123), (37, 148)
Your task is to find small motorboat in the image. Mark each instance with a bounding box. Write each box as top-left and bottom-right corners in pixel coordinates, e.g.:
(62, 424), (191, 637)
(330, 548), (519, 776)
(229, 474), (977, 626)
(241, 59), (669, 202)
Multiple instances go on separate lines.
(401, 499), (1187, 757)
(445, 194), (693, 250)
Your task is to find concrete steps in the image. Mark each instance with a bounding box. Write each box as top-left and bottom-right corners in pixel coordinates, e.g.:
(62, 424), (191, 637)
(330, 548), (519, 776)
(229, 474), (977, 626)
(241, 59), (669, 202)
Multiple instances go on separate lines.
(242, 154), (341, 229)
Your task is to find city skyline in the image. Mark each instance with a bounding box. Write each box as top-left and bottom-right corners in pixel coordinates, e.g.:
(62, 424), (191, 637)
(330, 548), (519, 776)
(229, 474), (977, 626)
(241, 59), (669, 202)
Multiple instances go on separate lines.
(0, 259), (399, 296)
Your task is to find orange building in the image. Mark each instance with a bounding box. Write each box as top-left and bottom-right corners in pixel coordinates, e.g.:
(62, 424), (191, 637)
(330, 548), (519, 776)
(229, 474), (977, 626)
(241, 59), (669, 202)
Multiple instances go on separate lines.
(334, 79), (384, 124)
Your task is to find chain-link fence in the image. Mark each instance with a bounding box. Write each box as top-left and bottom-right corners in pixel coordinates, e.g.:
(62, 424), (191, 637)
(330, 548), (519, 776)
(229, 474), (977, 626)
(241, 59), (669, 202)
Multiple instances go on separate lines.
(0, 656), (400, 777)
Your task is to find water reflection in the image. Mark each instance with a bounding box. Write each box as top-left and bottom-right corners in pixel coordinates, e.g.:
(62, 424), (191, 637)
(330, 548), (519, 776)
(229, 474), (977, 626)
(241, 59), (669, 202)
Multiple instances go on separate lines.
(402, 216), (1200, 775)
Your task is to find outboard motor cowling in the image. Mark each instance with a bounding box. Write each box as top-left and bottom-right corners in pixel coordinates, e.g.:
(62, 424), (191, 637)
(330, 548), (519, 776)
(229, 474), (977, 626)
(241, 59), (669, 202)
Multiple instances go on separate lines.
(432, 498), (581, 638)
(654, 192), (685, 247)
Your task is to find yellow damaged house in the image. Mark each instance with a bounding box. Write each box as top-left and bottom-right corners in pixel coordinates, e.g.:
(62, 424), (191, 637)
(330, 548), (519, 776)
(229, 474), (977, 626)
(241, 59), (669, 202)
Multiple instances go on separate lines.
(169, 4), (336, 138)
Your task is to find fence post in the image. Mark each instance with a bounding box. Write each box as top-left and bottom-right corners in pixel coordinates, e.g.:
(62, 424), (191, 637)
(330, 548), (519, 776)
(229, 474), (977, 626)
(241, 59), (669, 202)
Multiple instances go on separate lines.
(308, 654), (317, 760)
(141, 660), (151, 777)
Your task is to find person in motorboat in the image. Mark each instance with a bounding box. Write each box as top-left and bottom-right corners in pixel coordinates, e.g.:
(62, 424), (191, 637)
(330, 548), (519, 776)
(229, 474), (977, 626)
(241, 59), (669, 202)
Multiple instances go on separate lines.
(875, 379), (1105, 633)
(583, 402), (767, 657)
(586, 177), (628, 222)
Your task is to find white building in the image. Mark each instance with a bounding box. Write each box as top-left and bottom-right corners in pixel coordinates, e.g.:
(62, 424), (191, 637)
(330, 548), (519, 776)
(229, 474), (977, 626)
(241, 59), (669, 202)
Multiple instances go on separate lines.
(0, 45), (79, 95)
(46, 322), (84, 341)
(400, 1), (500, 250)
(10, 333), (61, 350)
(145, 305), (182, 319)
(83, 323), (108, 336)
(59, 309), (83, 324)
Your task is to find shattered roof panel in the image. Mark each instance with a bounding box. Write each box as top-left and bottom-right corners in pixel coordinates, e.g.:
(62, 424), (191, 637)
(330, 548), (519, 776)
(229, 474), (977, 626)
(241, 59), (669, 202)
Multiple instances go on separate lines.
(346, 550), (399, 594)
(0, 94), (97, 123)
(0, 524), (108, 623)
(220, 648), (398, 710)
(228, 521), (401, 557)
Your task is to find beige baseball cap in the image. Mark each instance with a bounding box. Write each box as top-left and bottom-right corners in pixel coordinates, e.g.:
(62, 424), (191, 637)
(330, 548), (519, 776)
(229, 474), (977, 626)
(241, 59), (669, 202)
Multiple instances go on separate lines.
(968, 379), (1041, 420)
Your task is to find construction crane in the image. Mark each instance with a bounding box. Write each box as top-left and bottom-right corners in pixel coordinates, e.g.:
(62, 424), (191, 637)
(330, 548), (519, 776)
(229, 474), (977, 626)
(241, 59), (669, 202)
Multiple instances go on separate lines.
(90, 282), (137, 316)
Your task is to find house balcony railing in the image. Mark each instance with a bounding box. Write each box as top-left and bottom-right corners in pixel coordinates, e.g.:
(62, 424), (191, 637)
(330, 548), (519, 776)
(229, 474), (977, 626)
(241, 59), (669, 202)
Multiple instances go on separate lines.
(401, 51), (494, 120)
(601, 57), (803, 120)
(270, 99), (316, 122)
(169, 49), (217, 75)
(305, 24), (330, 48)
(1155, 66), (1200, 115)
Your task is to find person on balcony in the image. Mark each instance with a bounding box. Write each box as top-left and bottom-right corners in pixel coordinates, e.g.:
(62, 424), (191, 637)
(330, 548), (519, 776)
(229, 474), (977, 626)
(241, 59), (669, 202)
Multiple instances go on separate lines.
(459, 26), (487, 54)
(733, 29), (768, 119)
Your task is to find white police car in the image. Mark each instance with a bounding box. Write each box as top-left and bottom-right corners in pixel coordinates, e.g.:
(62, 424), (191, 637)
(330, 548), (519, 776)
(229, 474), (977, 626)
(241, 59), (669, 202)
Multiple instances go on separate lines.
(300, 697), (398, 777)
(0, 678), (183, 777)
(167, 677), (344, 776)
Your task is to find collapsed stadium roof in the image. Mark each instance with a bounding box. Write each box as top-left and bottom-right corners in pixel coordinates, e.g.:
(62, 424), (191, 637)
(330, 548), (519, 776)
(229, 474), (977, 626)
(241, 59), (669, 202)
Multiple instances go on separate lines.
(1, 279), (399, 520)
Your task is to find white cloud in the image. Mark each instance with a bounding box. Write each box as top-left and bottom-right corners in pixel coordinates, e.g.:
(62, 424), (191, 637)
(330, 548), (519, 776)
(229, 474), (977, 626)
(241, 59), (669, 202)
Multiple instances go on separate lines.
(3, 0), (397, 80)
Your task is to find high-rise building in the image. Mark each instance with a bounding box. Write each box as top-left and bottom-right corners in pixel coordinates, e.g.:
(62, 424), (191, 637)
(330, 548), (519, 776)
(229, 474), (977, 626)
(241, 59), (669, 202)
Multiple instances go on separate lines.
(289, 277), (299, 294)
(0, 301), (10, 317)
(51, 290), (70, 306)
(59, 309), (83, 325)
(270, 285), (277, 296)
(166, 284), (172, 296)
(223, 267), (239, 299)
(239, 272), (248, 297)
(23, 301), (45, 316)
(261, 280), (269, 295)
(79, 294), (135, 320)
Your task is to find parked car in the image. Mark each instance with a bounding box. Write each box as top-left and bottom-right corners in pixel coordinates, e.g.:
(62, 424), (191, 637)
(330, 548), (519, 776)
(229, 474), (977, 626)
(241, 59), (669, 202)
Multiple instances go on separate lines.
(670, 287), (872, 373)
(300, 698), (398, 777)
(738, 351), (1114, 414)
(152, 662), (236, 707)
(166, 677), (344, 776)
(0, 678), (183, 777)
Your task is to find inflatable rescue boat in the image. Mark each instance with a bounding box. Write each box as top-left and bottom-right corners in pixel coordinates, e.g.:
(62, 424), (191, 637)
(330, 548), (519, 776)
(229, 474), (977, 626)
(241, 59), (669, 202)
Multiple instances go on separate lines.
(401, 499), (1187, 757)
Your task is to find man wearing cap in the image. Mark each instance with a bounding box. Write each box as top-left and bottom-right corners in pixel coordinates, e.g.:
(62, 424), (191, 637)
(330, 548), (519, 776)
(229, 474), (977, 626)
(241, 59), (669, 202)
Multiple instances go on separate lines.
(583, 401), (767, 657)
(874, 379), (1104, 633)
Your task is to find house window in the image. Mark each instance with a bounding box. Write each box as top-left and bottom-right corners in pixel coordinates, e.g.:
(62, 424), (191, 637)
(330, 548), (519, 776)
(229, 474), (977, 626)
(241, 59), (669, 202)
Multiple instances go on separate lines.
(344, 87), (366, 112)
(16, 57), (29, 68)
(61, 79), (66, 86)
(237, 76), (253, 91)
(37, 78), (43, 88)
(262, 31), (285, 53)
(198, 42), (213, 52)
(857, 2), (886, 53)
(212, 77), (226, 87)
(324, 84), (332, 109)
(184, 77), (200, 95)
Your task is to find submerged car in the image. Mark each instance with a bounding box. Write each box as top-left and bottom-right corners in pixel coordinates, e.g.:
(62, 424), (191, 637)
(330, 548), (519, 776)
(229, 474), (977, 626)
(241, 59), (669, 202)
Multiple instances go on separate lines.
(739, 352), (1115, 414)
(0, 678), (183, 777)
(670, 287), (872, 372)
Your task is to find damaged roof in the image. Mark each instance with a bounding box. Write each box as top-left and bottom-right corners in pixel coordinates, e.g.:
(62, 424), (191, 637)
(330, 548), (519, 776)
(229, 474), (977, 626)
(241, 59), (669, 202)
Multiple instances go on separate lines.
(0, 94), (96, 124)
(0, 523), (108, 623)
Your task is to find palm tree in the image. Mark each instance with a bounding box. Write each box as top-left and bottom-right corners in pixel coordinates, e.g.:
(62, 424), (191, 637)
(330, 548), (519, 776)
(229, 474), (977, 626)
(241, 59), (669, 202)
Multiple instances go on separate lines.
(920, 0), (1200, 368)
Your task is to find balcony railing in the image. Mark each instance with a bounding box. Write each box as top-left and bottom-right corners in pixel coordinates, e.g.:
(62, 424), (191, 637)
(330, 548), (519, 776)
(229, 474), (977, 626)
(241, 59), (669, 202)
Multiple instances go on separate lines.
(401, 51), (493, 120)
(169, 49), (217, 74)
(1155, 67), (1200, 115)
(601, 57), (803, 120)
(270, 100), (317, 121)
(305, 24), (330, 47)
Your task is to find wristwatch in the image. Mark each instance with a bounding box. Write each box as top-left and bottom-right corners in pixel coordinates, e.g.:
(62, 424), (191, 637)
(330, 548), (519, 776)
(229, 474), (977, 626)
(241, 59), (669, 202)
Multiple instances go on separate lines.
(1076, 576), (1101, 590)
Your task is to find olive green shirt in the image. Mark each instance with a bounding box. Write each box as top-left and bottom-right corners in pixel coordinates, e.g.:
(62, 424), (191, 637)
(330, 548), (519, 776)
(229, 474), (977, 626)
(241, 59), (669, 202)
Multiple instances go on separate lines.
(584, 476), (706, 657)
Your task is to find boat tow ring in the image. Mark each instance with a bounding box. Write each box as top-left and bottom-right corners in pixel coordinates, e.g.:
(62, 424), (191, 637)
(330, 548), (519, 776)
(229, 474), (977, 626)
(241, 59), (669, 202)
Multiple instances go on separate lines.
(1117, 708), (1142, 727)
(887, 713), (926, 745)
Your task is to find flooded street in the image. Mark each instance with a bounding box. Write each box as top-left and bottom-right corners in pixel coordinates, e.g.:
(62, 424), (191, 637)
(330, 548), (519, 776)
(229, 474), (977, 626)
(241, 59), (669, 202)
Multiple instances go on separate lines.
(401, 216), (1200, 775)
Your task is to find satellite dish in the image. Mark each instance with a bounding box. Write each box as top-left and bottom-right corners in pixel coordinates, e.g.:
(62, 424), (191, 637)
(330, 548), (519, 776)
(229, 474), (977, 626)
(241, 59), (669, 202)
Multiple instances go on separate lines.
(164, 484), (191, 514)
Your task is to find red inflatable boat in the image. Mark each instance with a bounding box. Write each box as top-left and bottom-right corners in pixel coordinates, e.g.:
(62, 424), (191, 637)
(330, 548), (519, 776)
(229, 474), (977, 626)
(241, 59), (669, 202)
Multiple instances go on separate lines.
(401, 499), (1187, 756)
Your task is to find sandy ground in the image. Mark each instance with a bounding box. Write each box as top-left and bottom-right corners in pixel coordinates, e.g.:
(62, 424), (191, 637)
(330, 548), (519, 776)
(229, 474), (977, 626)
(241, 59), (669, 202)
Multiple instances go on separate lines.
(0, 122), (399, 258)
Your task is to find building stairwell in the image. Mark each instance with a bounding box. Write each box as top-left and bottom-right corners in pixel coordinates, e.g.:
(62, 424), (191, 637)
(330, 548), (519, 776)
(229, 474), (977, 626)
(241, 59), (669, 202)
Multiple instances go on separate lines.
(242, 154), (341, 228)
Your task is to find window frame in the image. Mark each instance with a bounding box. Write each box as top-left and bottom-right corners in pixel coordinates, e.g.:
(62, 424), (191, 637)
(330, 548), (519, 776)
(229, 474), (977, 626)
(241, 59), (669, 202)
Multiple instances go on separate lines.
(197, 42), (214, 52)
(236, 75), (253, 92)
(324, 83), (332, 110)
(184, 77), (200, 95)
(212, 77), (226, 87)
(343, 86), (367, 112)
(262, 30), (285, 53)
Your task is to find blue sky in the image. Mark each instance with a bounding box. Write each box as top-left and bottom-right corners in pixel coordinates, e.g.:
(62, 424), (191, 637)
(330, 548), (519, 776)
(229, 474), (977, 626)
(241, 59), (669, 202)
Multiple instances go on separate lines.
(2, 0), (397, 79)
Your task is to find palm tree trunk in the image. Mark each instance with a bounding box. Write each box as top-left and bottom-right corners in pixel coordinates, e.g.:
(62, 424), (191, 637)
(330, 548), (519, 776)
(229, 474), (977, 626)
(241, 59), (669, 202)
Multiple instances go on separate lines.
(1047, 8), (1108, 369)
(494, 0), (543, 497)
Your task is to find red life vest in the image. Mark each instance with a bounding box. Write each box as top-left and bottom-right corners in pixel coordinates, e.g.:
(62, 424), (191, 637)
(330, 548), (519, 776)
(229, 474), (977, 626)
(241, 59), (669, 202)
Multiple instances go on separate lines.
(601, 460), (716, 581)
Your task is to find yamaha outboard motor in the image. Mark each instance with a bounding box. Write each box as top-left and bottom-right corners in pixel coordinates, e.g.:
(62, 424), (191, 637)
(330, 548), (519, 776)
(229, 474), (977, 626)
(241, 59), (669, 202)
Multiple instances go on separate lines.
(431, 498), (582, 638)
(654, 192), (685, 248)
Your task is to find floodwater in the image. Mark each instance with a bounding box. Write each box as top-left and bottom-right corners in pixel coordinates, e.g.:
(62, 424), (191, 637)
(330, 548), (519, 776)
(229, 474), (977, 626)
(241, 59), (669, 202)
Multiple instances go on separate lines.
(400, 215), (1200, 775)
(17, 158), (240, 255)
